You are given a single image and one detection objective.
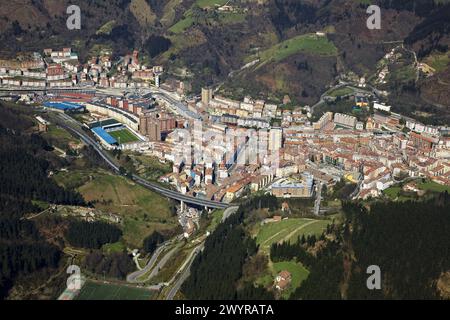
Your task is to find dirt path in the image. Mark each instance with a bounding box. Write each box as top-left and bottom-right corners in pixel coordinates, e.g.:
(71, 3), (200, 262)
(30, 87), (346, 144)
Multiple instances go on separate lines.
(262, 229), (288, 247)
(281, 220), (319, 243)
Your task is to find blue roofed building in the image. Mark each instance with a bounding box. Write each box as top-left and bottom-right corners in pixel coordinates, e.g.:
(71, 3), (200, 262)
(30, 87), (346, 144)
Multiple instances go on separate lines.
(91, 126), (118, 148)
(43, 101), (85, 112)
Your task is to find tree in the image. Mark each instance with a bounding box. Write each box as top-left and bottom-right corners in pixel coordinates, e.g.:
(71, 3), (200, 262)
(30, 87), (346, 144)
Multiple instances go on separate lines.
(65, 221), (122, 249)
(191, 5), (205, 24)
(143, 231), (165, 254)
(145, 35), (172, 58)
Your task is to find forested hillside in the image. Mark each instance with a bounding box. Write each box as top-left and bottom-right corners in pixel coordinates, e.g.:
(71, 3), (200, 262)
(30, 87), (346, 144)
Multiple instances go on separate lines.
(65, 220), (122, 249)
(345, 195), (450, 299)
(181, 185), (450, 300)
(270, 193), (450, 300)
(182, 196), (275, 300)
(0, 102), (85, 299)
(1, 1), (449, 110)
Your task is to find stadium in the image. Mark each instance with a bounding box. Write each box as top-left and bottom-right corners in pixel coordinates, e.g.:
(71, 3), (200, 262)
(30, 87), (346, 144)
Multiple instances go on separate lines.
(89, 118), (144, 149)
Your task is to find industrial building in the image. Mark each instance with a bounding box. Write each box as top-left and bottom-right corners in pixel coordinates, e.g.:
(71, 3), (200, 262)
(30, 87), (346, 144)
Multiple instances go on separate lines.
(271, 174), (314, 198)
(43, 101), (85, 113)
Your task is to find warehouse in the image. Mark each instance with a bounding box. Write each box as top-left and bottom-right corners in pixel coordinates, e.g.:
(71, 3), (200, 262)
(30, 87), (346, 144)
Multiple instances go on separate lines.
(43, 101), (85, 113)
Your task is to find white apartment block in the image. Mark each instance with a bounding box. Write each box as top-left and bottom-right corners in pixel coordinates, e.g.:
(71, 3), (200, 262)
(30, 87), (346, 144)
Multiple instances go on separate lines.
(334, 113), (357, 129)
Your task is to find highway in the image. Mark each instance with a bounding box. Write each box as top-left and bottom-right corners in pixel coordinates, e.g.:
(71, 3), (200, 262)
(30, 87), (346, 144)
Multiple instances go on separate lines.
(165, 243), (204, 300)
(141, 244), (181, 283)
(127, 238), (173, 283)
(221, 206), (240, 222)
(127, 234), (184, 283)
(48, 112), (229, 209)
(165, 206), (239, 300)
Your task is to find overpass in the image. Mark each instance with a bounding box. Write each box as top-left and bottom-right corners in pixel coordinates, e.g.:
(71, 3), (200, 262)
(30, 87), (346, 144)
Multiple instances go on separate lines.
(49, 112), (229, 210)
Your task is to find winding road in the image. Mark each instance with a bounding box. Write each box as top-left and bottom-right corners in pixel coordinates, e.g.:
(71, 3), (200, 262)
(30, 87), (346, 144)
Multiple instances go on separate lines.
(126, 237), (180, 283)
(165, 206), (239, 300)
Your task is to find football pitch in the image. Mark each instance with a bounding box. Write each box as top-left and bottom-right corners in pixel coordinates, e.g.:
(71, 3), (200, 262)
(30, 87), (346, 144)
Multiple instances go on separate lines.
(108, 129), (140, 144)
(76, 281), (155, 300)
(256, 218), (330, 250)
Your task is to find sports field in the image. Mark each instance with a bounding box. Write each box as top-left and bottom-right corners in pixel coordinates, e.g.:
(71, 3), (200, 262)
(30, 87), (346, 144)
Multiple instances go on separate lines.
(108, 128), (140, 144)
(256, 218), (330, 250)
(76, 281), (156, 300)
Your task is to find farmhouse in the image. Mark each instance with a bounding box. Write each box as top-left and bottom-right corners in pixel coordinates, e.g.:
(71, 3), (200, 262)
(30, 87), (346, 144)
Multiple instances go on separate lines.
(275, 270), (292, 291)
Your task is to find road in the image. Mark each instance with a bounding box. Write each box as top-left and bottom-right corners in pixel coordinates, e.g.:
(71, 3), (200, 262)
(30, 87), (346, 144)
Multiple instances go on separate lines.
(314, 182), (323, 216)
(149, 89), (201, 121)
(127, 241), (171, 283)
(141, 244), (181, 283)
(165, 243), (204, 300)
(221, 206), (239, 222)
(97, 87), (201, 121)
(47, 112), (229, 209)
(310, 81), (383, 115)
(350, 178), (364, 200)
(165, 206), (238, 300)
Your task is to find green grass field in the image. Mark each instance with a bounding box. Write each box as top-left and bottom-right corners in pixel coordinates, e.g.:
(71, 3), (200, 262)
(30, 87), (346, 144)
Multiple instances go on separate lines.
(169, 0), (245, 34)
(247, 33), (338, 67)
(196, 0), (228, 8)
(384, 180), (450, 201)
(256, 218), (330, 251)
(55, 169), (178, 247)
(418, 181), (450, 193)
(42, 124), (81, 150)
(102, 241), (126, 254)
(424, 51), (450, 72)
(108, 129), (140, 144)
(207, 210), (225, 232)
(328, 87), (354, 97)
(76, 281), (155, 300)
(79, 172), (177, 247)
(383, 186), (402, 199)
(128, 153), (173, 181)
(169, 13), (194, 33)
(272, 261), (310, 299)
(96, 20), (116, 35)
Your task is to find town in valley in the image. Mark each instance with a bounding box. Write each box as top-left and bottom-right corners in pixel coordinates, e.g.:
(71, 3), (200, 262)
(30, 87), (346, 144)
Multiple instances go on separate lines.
(1, 0), (450, 303)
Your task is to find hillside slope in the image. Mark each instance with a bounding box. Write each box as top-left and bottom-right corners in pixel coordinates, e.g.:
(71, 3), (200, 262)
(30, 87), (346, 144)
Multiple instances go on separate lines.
(0, 0), (449, 114)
